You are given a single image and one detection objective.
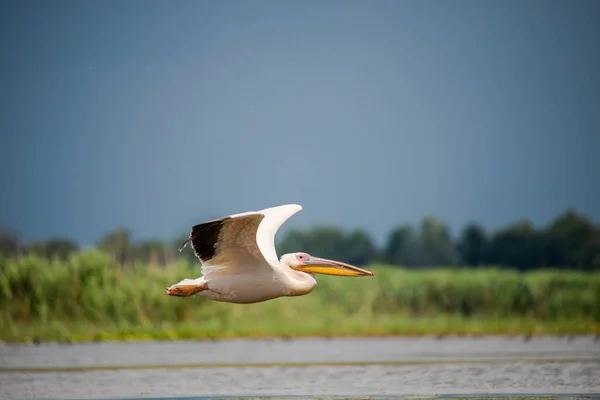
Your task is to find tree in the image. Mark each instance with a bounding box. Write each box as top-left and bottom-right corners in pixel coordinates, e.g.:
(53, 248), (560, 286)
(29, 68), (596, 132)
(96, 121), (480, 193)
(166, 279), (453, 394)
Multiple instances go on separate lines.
(417, 217), (459, 266)
(27, 238), (78, 261)
(343, 229), (378, 266)
(278, 226), (347, 260)
(135, 238), (173, 266)
(0, 232), (23, 258)
(303, 226), (347, 260)
(547, 209), (600, 270)
(485, 220), (556, 270)
(457, 223), (487, 266)
(278, 226), (377, 266)
(384, 225), (421, 266)
(276, 229), (308, 256)
(96, 228), (134, 267)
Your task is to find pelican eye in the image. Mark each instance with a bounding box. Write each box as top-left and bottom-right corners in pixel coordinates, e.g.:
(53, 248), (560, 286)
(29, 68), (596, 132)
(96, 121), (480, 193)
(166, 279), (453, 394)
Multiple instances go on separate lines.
(296, 253), (309, 262)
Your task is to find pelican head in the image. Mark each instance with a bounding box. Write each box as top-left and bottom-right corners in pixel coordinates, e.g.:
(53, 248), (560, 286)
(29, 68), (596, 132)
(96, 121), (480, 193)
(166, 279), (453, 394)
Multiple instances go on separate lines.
(281, 252), (374, 277)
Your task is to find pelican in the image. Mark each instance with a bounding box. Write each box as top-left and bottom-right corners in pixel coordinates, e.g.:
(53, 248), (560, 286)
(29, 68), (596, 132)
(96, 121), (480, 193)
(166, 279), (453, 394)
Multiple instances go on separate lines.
(165, 204), (374, 304)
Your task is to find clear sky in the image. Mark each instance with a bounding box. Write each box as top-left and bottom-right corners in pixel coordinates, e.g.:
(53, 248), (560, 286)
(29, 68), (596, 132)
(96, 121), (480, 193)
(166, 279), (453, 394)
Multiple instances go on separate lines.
(1, 0), (599, 247)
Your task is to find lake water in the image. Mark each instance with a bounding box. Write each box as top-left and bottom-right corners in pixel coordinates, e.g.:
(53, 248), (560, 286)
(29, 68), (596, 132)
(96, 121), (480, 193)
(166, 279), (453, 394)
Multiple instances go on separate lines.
(1, 336), (599, 400)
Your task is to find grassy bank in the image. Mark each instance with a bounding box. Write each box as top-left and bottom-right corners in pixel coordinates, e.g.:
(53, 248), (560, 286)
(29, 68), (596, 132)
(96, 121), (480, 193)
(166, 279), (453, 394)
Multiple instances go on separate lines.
(1, 250), (599, 343)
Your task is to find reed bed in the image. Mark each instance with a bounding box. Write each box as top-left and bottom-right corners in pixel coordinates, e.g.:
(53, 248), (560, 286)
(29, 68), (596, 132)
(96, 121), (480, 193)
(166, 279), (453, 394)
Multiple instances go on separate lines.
(1, 250), (598, 342)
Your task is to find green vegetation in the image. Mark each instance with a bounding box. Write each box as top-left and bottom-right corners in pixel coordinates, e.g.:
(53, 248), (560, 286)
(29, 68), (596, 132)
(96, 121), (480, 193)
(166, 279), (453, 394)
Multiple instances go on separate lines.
(1, 250), (598, 343)
(2, 208), (599, 272)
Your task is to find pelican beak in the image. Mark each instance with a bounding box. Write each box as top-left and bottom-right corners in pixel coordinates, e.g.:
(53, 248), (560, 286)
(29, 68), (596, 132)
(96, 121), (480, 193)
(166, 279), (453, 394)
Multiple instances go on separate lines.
(292, 257), (374, 277)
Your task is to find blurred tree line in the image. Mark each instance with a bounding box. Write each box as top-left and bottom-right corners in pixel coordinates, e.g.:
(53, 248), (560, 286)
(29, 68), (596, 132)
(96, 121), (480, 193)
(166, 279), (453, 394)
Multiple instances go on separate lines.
(1, 209), (599, 271)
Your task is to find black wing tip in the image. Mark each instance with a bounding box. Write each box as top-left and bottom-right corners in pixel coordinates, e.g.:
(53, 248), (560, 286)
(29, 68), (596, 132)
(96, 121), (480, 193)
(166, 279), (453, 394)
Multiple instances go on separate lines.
(177, 216), (229, 255)
(181, 216), (231, 261)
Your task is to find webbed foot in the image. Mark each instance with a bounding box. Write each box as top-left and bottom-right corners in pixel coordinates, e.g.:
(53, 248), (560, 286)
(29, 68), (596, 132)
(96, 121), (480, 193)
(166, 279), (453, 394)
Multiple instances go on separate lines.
(165, 281), (207, 297)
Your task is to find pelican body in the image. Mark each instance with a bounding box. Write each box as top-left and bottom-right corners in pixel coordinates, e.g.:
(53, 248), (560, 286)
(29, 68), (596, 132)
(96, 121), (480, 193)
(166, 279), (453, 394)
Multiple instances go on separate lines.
(166, 204), (373, 304)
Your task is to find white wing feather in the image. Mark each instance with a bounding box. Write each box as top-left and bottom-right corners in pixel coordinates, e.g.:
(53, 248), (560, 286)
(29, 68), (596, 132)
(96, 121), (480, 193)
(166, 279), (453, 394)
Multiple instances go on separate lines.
(186, 204), (302, 281)
(254, 204), (303, 267)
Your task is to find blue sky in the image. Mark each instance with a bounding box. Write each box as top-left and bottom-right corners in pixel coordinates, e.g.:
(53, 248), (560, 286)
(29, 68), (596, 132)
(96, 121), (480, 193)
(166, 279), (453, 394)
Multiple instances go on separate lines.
(1, 0), (599, 247)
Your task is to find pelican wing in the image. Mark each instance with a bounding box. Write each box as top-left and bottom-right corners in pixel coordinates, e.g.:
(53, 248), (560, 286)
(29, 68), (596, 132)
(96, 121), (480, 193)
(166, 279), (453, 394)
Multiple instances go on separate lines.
(178, 204), (302, 280)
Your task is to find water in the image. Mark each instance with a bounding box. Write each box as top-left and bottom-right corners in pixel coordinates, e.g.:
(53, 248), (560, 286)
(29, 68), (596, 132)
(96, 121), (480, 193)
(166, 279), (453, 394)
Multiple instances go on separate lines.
(1, 336), (599, 400)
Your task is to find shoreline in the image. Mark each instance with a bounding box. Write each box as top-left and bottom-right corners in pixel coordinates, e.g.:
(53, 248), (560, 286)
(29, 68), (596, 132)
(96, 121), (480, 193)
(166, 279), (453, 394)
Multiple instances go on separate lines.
(3, 326), (599, 345)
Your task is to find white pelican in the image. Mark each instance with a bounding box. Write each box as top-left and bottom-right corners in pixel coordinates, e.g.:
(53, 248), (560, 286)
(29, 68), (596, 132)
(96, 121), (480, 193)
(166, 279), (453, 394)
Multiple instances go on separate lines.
(166, 204), (374, 304)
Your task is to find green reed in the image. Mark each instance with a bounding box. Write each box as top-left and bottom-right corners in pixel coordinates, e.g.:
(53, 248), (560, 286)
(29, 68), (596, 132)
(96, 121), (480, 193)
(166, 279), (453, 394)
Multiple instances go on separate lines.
(1, 250), (598, 342)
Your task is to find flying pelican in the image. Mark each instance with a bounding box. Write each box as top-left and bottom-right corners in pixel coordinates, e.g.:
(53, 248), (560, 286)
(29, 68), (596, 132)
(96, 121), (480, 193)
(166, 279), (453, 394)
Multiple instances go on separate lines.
(165, 204), (374, 304)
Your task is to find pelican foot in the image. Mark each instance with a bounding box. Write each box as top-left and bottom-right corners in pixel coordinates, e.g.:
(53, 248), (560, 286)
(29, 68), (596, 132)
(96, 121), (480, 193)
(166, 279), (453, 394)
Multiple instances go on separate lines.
(165, 282), (207, 297)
